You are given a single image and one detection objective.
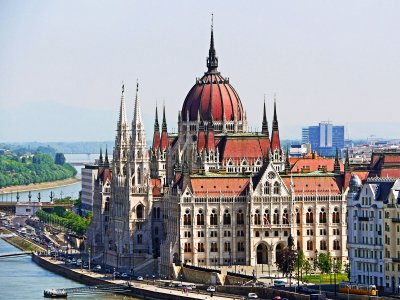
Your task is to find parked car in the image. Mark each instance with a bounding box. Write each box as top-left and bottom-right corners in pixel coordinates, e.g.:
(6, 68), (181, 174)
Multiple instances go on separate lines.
(121, 273), (129, 279)
(272, 296), (281, 300)
(273, 280), (286, 287)
(206, 286), (216, 292)
(164, 282), (173, 287)
(248, 293), (258, 299)
(136, 276), (144, 281)
(298, 286), (313, 294)
(175, 282), (183, 287)
(113, 271), (121, 278)
(83, 262), (89, 269)
(94, 265), (102, 271)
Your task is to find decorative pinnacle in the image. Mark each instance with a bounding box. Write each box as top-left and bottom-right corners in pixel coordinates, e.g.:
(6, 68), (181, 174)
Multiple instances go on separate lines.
(207, 13), (218, 72)
(272, 95), (279, 130)
(262, 94), (269, 136)
(122, 81), (124, 95)
(162, 105), (167, 132)
(154, 105), (159, 131)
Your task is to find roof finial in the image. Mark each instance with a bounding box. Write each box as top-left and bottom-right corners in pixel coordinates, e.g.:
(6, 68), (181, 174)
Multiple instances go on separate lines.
(122, 81), (124, 95)
(207, 14), (218, 72)
(136, 78), (139, 93)
(272, 94), (278, 130)
(162, 104), (167, 132)
(262, 94), (269, 136)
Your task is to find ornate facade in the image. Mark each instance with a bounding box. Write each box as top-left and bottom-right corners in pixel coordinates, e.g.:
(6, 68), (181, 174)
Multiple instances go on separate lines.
(88, 25), (349, 277)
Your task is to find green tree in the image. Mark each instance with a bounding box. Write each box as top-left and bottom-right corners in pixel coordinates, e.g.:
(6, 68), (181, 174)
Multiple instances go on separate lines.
(318, 252), (332, 274)
(54, 153), (66, 165)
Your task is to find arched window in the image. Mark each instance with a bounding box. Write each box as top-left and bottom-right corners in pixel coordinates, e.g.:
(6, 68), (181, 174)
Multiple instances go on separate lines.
(306, 208), (314, 224)
(307, 240), (313, 251)
(197, 209), (204, 225)
(210, 209), (218, 225)
(273, 182), (280, 194)
(273, 209), (280, 224)
(152, 207), (156, 218)
(104, 197), (110, 212)
(183, 209), (191, 226)
(263, 209), (270, 225)
(254, 209), (261, 225)
(296, 208), (300, 224)
(333, 240), (340, 250)
(237, 209), (244, 225)
(264, 182), (270, 194)
(184, 243), (192, 252)
(282, 208), (289, 224)
(137, 167), (142, 184)
(137, 204), (144, 219)
(332, 207), (340, 223)
(223, 209), (231, 225)
(319, 208), (327, 223)
(320, 240), (327, 250)
(137, 234), (143, 244)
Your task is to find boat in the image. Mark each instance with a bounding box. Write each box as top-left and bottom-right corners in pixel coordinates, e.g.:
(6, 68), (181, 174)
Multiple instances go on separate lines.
(43, 289), (67, 298)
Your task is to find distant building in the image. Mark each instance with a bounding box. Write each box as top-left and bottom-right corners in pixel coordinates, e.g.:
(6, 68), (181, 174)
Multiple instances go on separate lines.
(302, 122), (344, 157)
(81, 163), (99, 212)
(289, 144), (310, 157)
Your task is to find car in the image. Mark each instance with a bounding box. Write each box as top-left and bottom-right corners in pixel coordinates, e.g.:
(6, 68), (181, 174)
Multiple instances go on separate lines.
(184, 285), (193, 290)
(175, 282), (183, 287)
(206, 286), (216, 292)
(94, 265), (102, 271)
(76, 259), (82, 266)
(273, 280), (286, 287)
(121, 273), (129, 279)
(298, 286), (313, 294)
(83, 262), (89, 269)
(188, 284), (196, 289)
(136, 276), (144, 281)
(272, 296), (281, 300)
(164, 282), (174, 287)
(113, 271), (121, 278)
(248, 293), (258, 299)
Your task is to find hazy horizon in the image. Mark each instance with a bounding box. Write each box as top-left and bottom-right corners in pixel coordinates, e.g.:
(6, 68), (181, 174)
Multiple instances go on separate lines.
(1, 1), (400, 142)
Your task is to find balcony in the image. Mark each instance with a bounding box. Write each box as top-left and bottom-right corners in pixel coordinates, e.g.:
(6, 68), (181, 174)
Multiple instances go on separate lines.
(358, 216), (369, 222)
(392, 218), (400, 223)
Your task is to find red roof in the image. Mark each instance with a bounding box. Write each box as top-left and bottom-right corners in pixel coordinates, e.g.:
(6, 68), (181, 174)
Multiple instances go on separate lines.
(181, 73), (243, 122)
(189, 177), (249, 196)
(219, 136), (269, 164)
(206, 129), (215, 152)
(151, 178), (162, 196)
(152, 131), (160, 150)
(282, 175), (343, 195)
(197, 129), (206, 153)
(270, 129), (281, 152)
(289, 157), (343, 173)
(160, 131), (168, 151)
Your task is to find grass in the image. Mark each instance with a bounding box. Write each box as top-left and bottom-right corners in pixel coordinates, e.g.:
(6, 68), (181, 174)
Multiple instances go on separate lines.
(297, 273), (348, 284)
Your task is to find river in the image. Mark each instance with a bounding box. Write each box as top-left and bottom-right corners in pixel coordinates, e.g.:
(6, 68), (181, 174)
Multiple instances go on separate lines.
(0, 238), (134, 300)
(0, 153), (100, 202)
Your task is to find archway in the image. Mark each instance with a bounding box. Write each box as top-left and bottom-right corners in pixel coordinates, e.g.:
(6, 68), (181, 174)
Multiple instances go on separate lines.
(256, 244), (268, 264)
(275, 243), (286, 262)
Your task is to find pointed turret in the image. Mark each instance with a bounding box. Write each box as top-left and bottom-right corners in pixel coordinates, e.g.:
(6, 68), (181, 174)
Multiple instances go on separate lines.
(99, 147), (104, 166)
(132, 82), (143, 135)
(344, 148), (351, 173)
(104, 147), (109, 167)
(152, 105), (161, 151)
(334, 148), (341, 174)
(114, 82), (130, 154)
(270, 98), (282, 153)
(160, 105), (168, 151)
(261, 96), (269, 137)
(206, 14), (218, 73)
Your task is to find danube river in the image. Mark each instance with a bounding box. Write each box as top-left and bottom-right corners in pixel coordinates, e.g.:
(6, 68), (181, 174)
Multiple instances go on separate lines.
(0, 153), (99, 202)
(0, 238), (133, 300)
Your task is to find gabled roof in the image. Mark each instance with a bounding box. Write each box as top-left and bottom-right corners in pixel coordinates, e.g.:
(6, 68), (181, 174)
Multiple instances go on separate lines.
(188, 175), (249, 196)
(289, 156), (343, 173)
(281, 173), (344, 195)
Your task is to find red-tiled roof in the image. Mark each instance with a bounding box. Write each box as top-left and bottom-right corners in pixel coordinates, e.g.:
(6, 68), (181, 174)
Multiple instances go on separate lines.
(189, 177), (249, 196)
(152, 131), (160, 150)
(219, 136), (269, 164)
(160, 131), (168, 151)
(270, 129), (281, 152)
(282, 175), (343, 195)
(197, 130), (206, 153)
(290, 157), (343, 173)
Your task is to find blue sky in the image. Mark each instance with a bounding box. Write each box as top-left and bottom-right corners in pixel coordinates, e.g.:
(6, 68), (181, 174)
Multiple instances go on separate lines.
(1, 1), (399, 142)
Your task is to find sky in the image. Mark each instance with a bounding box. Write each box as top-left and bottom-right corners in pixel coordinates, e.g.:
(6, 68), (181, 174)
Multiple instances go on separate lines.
(1, 0), (400, 142)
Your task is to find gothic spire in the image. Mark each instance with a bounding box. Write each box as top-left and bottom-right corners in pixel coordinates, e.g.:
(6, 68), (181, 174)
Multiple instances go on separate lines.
(99, 147), (103, 166)
(160, 104), (169, 151)
(285, 147), (291, 174)
(344, 148), (351, 173)
(206, 14), (218, 73)
(261, 95), (269, 136)
(154, 105), (160, 132)
(104, 146), (109, 167)
(118, 82), (128, 128)
(270, 96), (282, 153)
(334, 148), (341, 174)
(162, 105), (167, 132)
(272, 96), (279, 130)
(133, 81), (143, 126)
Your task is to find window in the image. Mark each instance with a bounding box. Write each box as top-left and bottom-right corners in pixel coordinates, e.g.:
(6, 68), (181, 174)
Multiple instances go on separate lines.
(237, 230), (244, 237)
(210, 242), (218, 252)
(210, 231), (218, 237)
(137, 234), (143, 244)
(184, 243), (192, 252)
(224, 231), (231, 237)
(237, 242), (245, 252)
(332, 207), (340, 223)
(254, 209), (261, 225)
(154, 227), (159, 235)
(264, 182), (271, 194)
(104, 197), (110, 212)
(184, 231), (191, 238)
(306, 208), (314, 224)
(223, 209), (231, 225)
(296, 208), (300, 224)
(210, 209), (218, 225)
(237, 209), (245, 225)
(197, 209), (204, 225)
(273, 182), (280, 194)
(320, 240), (327, 250)
(255, 231), (260, 237)
(197, 231), (205, 237)
(224, 242), (231, 252)
(273, 209), (280, 224)
(137, 204), (144, 219)
(198, 243), (205, 252)
(320, 229), (327, 235)
(319, 208), (327, 223)
(282, 209), (289, 224)
(183, 209), (191, 225)
(307, 240), (313, 251)
(333, 240), (340, 250)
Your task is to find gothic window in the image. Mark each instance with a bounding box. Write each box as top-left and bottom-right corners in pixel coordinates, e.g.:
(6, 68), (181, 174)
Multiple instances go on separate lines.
(137, 234), (143, 244)
(254, 209), (261, 225)
(184, 243), (192, 252)
(296, 208), (300, 224)
(307, 240), (313, 251)
(137, 167), (142, 184)
(320, 240), (327, 250)
(136, 204), (144, 219)
(197, 209), (205, 225)
(264, 182), (271, 194)
(319, 208), (327, 223)
(156, 207), (161, 219)
(282, 209), (289, 224)
(306, 208), (314, 224)
(210, 209), (218, 225)
(237, 209), (244, 225)
(198, 243), (205, 252)
(210, 242), (218, 252)
(183, 209), (191, 226)
(264, 209), (270, 225)
(273, 209), (280, 225)
(273, 182), (280, 195)
(224, 242), (231, 252)
(237, 242), (245, 252)
(332, 207), (340, 223)
(223, 209), (231, 225)
(333, 240), (340, 250)
(152, 207), (156, 218)
(104, 197), (110, 212)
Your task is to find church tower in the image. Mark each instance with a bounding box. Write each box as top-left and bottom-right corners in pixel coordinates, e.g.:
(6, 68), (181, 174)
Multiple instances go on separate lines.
(270, 99), (285, 172)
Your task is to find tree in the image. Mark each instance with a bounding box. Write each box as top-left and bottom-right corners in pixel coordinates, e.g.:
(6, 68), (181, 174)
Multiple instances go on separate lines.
(54, 153), (66, 165)
(295, 249), (306, 273)
(276, 235), (297, 278)
(303, 260), (312, 278)
(344, 263), (350, 280)
(318, 252), (332, 274)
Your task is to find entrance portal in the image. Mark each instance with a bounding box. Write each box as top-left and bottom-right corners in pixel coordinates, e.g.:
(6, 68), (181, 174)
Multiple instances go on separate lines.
(256, 244), (268, 264)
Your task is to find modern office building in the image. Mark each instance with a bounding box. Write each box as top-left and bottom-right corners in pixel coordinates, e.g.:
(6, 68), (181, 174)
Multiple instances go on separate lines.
(81, 163), (99, 212)
(302, 122), (344, 157)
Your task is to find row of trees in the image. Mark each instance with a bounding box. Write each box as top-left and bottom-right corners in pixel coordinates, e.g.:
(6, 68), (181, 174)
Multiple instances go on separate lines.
(0, 152), (76, 188)
(36, 207), (90, 236)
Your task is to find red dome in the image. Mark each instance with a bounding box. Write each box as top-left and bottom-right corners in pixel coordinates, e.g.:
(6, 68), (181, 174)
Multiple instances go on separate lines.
(181, 73), (244, 122)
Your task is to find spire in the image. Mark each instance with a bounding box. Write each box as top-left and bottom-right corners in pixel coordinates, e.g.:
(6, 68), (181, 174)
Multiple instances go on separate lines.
(133, 81), (143, 126)
(334, 148), (341, 174)
(154, 105), (160, 132)
(99, 147), (104, 166)
(270, 95), (282, 153)
(104, 146), (109, 167)
(152, 105), (161, 151)
(118, 81), (128, 128)
(261, 95), (269, 136)
(206, 13), (218, 73)
(162, 105), (167, 132)
(272, 96), (278, 130)
(344, 148), (351, 172)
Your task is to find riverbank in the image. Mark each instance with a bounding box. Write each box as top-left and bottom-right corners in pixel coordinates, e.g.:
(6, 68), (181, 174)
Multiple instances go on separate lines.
(0, 177), (80, 195)
(0, 228), (45, 252)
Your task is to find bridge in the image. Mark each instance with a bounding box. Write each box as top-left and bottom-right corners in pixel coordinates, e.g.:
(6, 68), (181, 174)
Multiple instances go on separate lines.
(44, 284), (130, 298)
(0, 251), (32, 259)
(0, 201), (73, 214)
